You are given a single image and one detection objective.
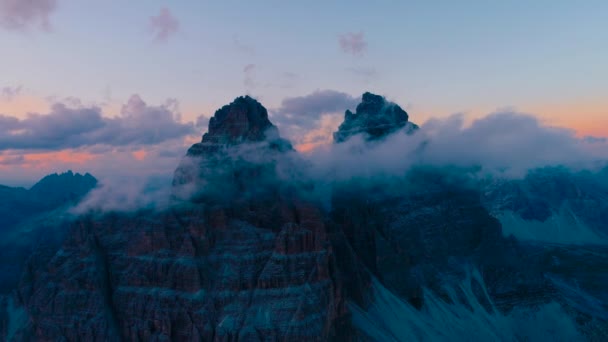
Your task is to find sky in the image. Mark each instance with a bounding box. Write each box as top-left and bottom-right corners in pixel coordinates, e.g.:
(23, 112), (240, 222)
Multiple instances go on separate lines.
(0, 0), (607, 186)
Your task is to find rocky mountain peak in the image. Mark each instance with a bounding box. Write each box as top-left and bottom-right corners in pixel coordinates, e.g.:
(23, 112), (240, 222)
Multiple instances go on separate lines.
(333, 92), (414, 143)
(174, 96), (293, 190)
(186, 96), (291, 157)
(203, 96), (276, 144)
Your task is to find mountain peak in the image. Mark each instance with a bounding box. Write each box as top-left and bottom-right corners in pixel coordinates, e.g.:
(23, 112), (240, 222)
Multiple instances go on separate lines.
(186, 95), (291, 156)
(333, 92), (415, 143)
(29, 171), (97, 202)
(203, 95), (276, 144)
(174, 96), (293, 189)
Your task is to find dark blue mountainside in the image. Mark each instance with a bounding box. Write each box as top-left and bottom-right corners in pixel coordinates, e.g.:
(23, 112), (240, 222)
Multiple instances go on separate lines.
(0, 171), (97, 229)
(1, 95), (607, 341)
(0, 171), (97, 294)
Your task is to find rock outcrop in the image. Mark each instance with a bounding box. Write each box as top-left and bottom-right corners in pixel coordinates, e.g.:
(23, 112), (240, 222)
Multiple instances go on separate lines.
(184, 95), (292, 157)
(173, 96), (293, 198)
(333, 92), (417, 143)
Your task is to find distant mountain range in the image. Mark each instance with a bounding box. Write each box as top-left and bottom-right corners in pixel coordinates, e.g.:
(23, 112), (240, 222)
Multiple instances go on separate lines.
(0, 171), (97, 228)
(1, 94), (607, 341)
(0, 171), (97, 294)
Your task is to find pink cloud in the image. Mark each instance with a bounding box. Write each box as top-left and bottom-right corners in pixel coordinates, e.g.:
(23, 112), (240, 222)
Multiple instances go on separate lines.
(1, 85), (22, 101)
(149, 7), (179, 43)
(0, 0), (57, 31)
(0, 94), (195, 150)
(338, 32), (367, 56)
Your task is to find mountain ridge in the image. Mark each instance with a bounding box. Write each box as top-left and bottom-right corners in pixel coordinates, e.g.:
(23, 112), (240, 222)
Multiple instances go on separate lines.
(0, 170), (97, 295)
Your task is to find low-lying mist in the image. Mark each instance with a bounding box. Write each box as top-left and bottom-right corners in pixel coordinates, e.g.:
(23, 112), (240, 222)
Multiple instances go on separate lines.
(308, 111), (607, 181)
(73, 110), (608, 213)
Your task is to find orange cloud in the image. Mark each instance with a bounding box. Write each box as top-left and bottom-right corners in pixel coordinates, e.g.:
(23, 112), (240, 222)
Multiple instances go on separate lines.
(0, 150), (97, 173)
(26, 150), (95, 164)
(132, 149), (147, 161)
(294, 114), (342, 153)
(294, 142), (320, 153)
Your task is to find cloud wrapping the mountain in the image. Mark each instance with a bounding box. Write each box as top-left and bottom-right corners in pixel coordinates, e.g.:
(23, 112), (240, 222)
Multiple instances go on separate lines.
(0, 95), (195, 150)
(0, 0), (57, 31)
(72, 175), (172, 213)
(306, 111), (608, 181)
(66, 109), (608, 213)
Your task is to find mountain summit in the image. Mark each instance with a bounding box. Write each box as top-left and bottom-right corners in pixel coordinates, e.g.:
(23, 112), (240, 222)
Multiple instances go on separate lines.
(173, 95), (293, 192)
(186, 95), (291, 157)
(333, 92), (417, 143)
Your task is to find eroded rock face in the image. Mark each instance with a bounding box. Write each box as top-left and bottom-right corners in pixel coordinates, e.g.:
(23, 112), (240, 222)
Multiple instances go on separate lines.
(16, 200), (347, 341)
(333, 92), (416, 143)
(328, 170), (533, 311)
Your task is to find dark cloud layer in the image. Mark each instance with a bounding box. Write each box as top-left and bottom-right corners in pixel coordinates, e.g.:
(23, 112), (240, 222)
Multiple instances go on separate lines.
(149, 7), (179, 43)
(0, 95), (195, 151)
(0, 0), (57, 31)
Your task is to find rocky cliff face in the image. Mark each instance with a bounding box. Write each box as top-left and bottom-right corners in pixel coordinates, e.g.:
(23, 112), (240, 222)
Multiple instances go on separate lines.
(15, 204), (346, 341)
(4, 93), (608, 341)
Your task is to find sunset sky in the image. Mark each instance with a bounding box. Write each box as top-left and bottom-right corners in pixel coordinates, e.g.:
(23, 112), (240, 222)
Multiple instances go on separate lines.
(1, 0), (607, 186)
